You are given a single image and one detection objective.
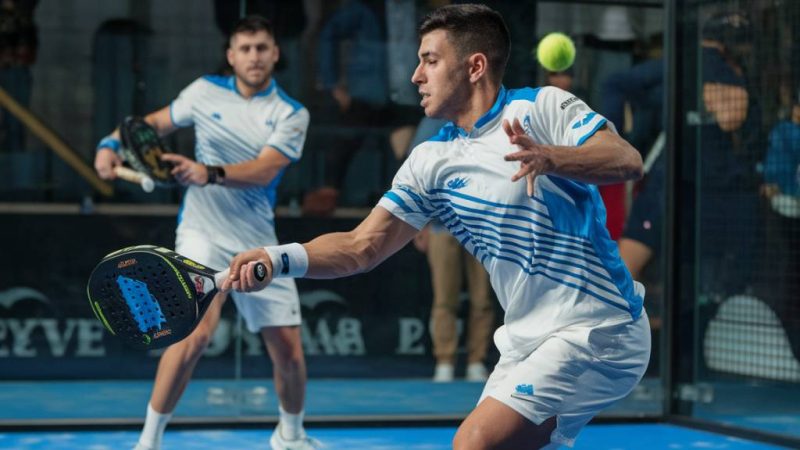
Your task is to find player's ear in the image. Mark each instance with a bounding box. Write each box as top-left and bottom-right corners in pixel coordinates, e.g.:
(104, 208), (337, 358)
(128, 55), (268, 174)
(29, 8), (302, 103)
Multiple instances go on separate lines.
(226, 47), (235, 68)
(467, 52), (488, 84)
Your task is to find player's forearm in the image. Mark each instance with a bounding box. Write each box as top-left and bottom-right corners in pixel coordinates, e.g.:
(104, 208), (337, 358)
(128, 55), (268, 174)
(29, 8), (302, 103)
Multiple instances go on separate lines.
(302, 231), (382, 279)
(216, 159), (283, 188)
(547, 139), (643, 185)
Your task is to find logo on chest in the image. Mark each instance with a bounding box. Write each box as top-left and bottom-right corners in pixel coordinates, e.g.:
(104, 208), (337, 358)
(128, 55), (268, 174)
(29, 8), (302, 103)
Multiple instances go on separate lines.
(446, 177), (469, 190)
(522, 114), (533, 135)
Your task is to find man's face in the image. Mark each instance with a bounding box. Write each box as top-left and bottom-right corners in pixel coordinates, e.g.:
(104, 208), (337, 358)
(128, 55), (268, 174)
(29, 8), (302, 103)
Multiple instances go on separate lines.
(792, 104), (800, 125)
(411, 29), (471, 119)
(227, 30), (279, 89)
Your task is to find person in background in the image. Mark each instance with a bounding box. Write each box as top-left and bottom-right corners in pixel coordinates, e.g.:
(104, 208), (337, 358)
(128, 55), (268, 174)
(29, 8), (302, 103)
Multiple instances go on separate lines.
(410, 117), (495, 383)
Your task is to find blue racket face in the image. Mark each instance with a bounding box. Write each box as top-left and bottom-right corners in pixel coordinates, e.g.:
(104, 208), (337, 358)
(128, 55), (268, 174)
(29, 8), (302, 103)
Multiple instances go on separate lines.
(86, 246), (209, 350)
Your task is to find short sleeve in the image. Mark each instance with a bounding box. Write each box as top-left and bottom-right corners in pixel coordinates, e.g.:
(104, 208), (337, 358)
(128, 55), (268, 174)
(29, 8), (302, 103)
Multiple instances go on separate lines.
(532, 86), (612, 147)
(377, 150), (436, 230)
(169, 79), (204, 128)
(266, 107), (310, 162)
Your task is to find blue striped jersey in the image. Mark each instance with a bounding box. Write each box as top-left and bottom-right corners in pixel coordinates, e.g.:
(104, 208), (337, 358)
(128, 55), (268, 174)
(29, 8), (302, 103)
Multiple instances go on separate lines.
(170, 75), (309, 249)
(378, 86), (645, 357)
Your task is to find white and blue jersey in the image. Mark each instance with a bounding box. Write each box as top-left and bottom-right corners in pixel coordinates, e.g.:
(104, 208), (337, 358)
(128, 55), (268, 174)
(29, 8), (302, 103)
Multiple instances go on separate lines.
(170, 75), (309, 249)
(378, 86), (645, 358)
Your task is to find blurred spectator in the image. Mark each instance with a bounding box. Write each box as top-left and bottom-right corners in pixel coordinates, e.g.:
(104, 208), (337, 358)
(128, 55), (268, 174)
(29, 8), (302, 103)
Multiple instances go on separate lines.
(303, 0), (421, 216)
(303, 0), (418, 216)
(544, 68), (588, 100)
(600, 58), (665, 376)
(761, 89), (800, 204)
(409, 117), (494, 382)
(603, 58), (664, 281)
(0, 0), (37, 152)
(756, 87), (800, 357)
(696, 11), (762, 299)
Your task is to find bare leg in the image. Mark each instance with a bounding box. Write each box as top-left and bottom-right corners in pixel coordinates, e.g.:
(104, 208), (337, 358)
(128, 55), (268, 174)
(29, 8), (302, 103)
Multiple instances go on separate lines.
(261, 325), (306, 413)
(618, 237), (653, 281)
(149, 292), (228, 413)
(453, 397), (557, 450)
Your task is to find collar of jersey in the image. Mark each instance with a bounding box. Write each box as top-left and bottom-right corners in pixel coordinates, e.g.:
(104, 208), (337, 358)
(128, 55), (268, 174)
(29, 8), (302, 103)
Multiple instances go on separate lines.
(227, 75), (276, 98)
(439, 85), (507, 140)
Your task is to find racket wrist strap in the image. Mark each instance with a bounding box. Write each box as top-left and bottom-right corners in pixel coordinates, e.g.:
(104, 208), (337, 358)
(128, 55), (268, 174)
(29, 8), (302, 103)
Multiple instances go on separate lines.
(264, 243), (308, 278)
(97, 135), (120, 153)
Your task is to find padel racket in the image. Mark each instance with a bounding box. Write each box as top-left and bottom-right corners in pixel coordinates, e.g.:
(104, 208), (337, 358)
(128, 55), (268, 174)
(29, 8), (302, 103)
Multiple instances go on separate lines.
(119, 116), (176, 187)
(86, 245), (266, 350)
(114, 166), (155, 193)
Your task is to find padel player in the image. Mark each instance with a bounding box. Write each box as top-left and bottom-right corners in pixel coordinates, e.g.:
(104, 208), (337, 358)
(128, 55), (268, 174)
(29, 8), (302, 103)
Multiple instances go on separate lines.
(94, 15), (319, 450)
(226, 5), (650, 449)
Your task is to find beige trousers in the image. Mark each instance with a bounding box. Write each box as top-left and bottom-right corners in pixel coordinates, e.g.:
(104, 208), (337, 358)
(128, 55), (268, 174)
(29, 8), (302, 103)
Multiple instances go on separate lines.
(427, 231), (494, 364)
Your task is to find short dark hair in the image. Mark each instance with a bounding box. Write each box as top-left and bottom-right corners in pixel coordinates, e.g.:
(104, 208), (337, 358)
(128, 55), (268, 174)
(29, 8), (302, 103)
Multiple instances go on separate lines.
(419, 4), (510, 83)
(702, 12), (751, 50)
(229, 15), (275, 45)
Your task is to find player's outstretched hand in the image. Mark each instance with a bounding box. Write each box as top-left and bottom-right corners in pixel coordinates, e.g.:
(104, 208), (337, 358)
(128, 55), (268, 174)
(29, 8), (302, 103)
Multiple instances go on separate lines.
(502, 118), (554, 196)
(161, 153), (208, 186)
(223, 248), (273, 293)
(94, 148), (123, 180)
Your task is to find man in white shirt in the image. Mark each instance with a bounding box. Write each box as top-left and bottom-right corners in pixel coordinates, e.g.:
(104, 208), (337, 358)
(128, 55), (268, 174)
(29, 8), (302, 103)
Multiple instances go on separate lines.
(94, 15), (319, 450)
(225, 5), (649, 449)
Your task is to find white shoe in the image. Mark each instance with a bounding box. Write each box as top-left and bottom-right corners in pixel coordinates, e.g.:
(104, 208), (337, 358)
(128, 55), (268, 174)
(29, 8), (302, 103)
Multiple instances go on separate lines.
(433, 363), (454, 382)
(466, 362), (488, 382)
(270, 424), (323, 450)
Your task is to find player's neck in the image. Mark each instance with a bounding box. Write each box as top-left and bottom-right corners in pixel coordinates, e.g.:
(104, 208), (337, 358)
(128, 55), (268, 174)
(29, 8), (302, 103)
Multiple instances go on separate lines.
(453, 83), (501, 132)
(235, 76), (272, 99)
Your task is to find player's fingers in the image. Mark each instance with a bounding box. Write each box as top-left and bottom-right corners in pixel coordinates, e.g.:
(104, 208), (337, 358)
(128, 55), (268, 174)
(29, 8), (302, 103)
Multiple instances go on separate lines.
(228, 256), (243, 281)
(160, 153), (182, 163)
(511, 163), (537, 182)
(526, 173), (536, 197)
(502, 119), (514, 138)
(504, 150), (530, 162)
(512, 118), (526, 136)
(240, 262), (256, 291)
(509, 133), (536, 149)
(243, 262), (256, 291)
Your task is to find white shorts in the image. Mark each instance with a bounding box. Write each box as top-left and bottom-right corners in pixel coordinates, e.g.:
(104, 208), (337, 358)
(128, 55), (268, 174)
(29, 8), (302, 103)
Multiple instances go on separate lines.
(176, 229), (301, 333)
(479, 313), (651, 447)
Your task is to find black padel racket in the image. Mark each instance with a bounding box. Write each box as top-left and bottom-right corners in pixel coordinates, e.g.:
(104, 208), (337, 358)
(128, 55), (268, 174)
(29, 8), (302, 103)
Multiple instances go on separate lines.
(86, 245), (265, 350)
(119, 116), (176, 187)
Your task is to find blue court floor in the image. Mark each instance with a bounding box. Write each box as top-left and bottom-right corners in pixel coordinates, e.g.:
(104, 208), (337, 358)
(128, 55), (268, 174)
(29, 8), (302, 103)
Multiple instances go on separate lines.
(0, 424), (787, 449)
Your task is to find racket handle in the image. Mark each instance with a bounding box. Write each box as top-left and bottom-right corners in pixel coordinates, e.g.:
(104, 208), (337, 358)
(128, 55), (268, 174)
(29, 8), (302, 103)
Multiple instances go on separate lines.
(214, 262), (267, 289)
(114, 166), (155, 193)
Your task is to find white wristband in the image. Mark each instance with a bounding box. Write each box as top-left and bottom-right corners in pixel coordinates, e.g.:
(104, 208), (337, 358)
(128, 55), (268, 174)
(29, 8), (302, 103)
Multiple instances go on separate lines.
(264, 243), (308, 278)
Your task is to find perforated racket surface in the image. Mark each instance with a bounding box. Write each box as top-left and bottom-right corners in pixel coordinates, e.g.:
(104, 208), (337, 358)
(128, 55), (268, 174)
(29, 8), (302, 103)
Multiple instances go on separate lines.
(86, 245), (264, 350)
(119, 116), (176, 187)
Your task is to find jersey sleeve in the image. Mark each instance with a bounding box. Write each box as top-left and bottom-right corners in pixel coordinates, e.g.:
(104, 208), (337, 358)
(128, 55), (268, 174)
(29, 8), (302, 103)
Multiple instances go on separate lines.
(266, 107), (309, 162)
(377, 149), (436, 230)
(169, 78), (205, 128)
(532, 86), (613, 147)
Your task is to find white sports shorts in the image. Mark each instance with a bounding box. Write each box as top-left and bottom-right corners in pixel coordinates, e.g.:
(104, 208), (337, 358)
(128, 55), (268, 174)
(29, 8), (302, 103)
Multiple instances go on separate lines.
(176, 229), (301, 332)
(479, 313), (651, 447)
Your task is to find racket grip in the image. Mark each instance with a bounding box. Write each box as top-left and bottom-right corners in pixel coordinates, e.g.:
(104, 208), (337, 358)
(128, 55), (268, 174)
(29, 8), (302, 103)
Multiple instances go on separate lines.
(214, 262), (267, 289)
(114, 166), (155, 193)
